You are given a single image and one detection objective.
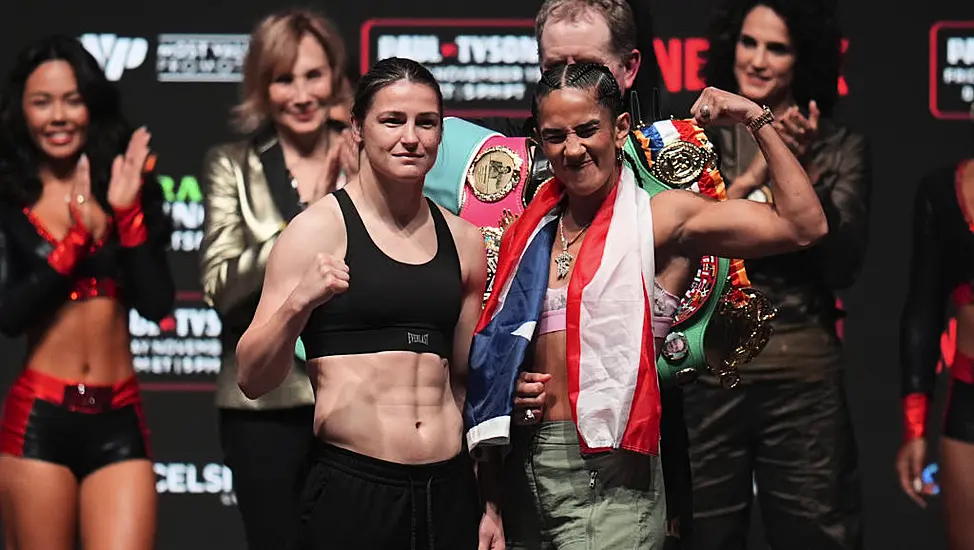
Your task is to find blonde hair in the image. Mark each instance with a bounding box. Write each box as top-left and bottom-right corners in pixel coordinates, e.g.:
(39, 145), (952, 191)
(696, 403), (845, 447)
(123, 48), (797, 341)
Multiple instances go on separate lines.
(231, 8), (347, 134)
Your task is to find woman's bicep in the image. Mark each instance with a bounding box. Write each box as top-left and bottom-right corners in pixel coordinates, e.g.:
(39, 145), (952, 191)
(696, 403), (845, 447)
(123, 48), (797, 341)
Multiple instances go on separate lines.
(249, 208), (339, 327)
(676, 194), (799, 259)
(248, 222), (310, 326)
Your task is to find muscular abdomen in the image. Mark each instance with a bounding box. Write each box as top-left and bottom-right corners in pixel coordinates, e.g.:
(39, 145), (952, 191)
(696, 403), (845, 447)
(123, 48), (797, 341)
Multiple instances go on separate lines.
(308, 351), (464, 464)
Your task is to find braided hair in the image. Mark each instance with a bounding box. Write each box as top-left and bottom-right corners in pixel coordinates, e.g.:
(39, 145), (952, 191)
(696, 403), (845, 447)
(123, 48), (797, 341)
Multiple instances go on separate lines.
(531, 62), (624, 121)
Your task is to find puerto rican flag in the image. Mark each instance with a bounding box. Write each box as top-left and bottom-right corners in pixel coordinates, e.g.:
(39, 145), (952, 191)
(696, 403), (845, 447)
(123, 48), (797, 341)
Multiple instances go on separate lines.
(463, 165), (660, 459)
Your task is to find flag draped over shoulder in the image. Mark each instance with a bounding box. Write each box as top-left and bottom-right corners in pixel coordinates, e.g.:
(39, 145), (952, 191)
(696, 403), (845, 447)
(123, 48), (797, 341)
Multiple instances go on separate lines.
(463, 165), (661, 459)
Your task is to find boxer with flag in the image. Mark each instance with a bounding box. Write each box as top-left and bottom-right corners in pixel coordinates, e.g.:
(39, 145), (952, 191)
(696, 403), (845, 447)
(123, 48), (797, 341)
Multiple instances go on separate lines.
(465, 62), (827, 549)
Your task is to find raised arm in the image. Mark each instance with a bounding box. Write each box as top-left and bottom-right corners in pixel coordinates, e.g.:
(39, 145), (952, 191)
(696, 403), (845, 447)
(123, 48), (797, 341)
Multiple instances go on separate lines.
(114, 177), (176, 322)
(104, 128), (175, 322)
(235, 199), (347, 399)
(655, 87), (827, 260)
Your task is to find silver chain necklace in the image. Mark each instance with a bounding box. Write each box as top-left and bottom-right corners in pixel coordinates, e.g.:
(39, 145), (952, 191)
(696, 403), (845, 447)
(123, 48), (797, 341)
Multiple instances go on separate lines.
(554, 213), (590, 280)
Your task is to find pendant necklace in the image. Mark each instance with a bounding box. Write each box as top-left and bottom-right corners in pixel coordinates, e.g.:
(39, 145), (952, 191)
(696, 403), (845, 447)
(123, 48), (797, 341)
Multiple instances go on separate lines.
(555, 213), (590, 280)
(285, 168), (309, 211)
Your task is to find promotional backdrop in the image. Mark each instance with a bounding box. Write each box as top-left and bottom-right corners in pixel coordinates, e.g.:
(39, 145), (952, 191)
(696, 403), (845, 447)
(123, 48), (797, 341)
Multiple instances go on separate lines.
(0, 0), (972, 549)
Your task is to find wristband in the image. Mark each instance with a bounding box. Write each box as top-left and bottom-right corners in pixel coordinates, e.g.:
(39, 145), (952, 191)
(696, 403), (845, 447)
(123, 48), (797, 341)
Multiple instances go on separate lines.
(903, 393), (928, 442)
(113, 195), (148, 247)
(48, 225), (91, 275)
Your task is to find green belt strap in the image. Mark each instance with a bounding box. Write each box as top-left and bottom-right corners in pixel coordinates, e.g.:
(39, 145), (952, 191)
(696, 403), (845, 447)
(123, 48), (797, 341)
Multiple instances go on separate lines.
(623, 136), (733, 388)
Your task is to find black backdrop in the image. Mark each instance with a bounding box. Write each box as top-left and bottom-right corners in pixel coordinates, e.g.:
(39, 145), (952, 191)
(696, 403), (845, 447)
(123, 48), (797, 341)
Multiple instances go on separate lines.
(0, 1), (973, 549)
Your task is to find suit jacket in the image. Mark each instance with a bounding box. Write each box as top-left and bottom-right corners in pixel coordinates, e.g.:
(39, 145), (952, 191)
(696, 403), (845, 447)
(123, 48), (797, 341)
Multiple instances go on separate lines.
(200, 130), (314, 410)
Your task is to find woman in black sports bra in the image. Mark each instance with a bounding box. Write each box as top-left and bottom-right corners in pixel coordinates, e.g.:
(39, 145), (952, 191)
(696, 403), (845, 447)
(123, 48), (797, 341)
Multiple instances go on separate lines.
(0, 35), (173, 549)
(236, 57), (489, 550)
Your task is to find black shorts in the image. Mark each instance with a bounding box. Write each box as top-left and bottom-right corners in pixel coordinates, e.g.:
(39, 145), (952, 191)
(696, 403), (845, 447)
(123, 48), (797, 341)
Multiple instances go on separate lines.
(944, 378), (974, 443)
(293, 442), (480, 550)
(0, 369), (151, 480)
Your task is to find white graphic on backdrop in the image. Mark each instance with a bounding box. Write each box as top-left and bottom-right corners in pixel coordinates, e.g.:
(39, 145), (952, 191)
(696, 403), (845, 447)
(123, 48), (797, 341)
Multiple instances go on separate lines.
(930, 21), (974, 119)
(155, 462), (236, 506)
(129, 308), (222, 376)
(79, 34), (149, 81)
(156, 34), (249, 83)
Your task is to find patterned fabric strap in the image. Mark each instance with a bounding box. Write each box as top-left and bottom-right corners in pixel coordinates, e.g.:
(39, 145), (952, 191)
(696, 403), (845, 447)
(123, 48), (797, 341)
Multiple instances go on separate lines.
(632, 119), (751, 288)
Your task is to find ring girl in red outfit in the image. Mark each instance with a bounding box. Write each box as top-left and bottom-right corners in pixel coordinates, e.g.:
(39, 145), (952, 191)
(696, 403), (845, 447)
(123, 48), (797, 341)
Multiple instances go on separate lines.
(0, 35), (174, 550)
(897, 147), (974, 550)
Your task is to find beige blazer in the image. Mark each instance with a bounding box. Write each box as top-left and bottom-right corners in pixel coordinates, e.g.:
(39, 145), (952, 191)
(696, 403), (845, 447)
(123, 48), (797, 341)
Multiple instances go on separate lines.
(200, 132), (314, 410)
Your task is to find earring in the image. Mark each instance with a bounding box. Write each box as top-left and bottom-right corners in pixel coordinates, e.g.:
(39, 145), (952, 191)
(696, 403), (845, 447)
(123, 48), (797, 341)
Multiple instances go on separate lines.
(616, 148), (624, 165)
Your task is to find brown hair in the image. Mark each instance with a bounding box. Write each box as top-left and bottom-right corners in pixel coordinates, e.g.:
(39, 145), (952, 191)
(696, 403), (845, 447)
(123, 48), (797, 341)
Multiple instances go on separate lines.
(535, 0), (637, 63)
(231, 8), (347, 134)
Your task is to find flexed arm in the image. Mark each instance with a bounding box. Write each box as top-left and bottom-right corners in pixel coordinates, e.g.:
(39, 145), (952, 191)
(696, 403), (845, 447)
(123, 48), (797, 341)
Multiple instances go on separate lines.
(654, 87), (828, 260)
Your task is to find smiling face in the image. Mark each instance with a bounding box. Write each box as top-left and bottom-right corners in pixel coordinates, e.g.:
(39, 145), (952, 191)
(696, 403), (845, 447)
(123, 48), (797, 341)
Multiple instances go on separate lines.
(733, 4), (796, 108)
(536, 86), (629, 197)
(21, 60), (89, 163)
(353, 79), (442, 184)
(267, 33), (334, 138)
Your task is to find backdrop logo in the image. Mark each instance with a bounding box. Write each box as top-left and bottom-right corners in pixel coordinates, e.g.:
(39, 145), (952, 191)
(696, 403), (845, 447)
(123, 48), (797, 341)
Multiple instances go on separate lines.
(156, 34), (249, 83)
(79, 34), (148, 81)
(129, 305), (222, 378)
(930, 21), (974, 120)
(159, 175), (204, 252)
(362, 19), (538, 117)
(155, 462), (236, 505)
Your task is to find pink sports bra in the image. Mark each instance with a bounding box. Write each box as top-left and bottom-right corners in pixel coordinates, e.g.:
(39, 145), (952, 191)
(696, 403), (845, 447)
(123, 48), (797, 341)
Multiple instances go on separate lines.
(536, 281), (681, 337)
(537, 286), (568, 335)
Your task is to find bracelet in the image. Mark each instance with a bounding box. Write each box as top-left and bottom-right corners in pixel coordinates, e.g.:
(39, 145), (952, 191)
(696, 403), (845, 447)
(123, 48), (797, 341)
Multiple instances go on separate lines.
(747, 105), (774, 133)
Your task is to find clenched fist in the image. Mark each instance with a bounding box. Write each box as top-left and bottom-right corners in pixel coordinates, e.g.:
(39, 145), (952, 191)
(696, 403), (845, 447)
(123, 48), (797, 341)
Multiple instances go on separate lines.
(292, 252), (350, 310)
(690, 86), (765, 128)
(512, 371), (551, 426)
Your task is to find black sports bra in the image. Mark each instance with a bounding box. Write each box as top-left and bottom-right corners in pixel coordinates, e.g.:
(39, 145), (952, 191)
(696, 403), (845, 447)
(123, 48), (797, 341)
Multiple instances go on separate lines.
(300, 188), (463, 360)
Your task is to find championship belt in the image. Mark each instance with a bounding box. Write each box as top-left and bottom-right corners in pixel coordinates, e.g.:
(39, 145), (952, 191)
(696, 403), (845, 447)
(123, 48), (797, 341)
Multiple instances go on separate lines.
(626, 119), (777, 388)
(425, 117), (547, 303)
(424, 117), (776, 389)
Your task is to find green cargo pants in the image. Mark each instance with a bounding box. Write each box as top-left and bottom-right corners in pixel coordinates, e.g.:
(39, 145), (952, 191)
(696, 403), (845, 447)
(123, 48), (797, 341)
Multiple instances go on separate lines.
(501, 421), (666, 549)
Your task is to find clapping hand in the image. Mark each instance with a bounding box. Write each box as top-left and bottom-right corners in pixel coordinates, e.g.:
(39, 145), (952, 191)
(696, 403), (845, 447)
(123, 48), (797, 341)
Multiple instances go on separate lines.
(773, 101), (820, 161)
(107, 127), (152, 210)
